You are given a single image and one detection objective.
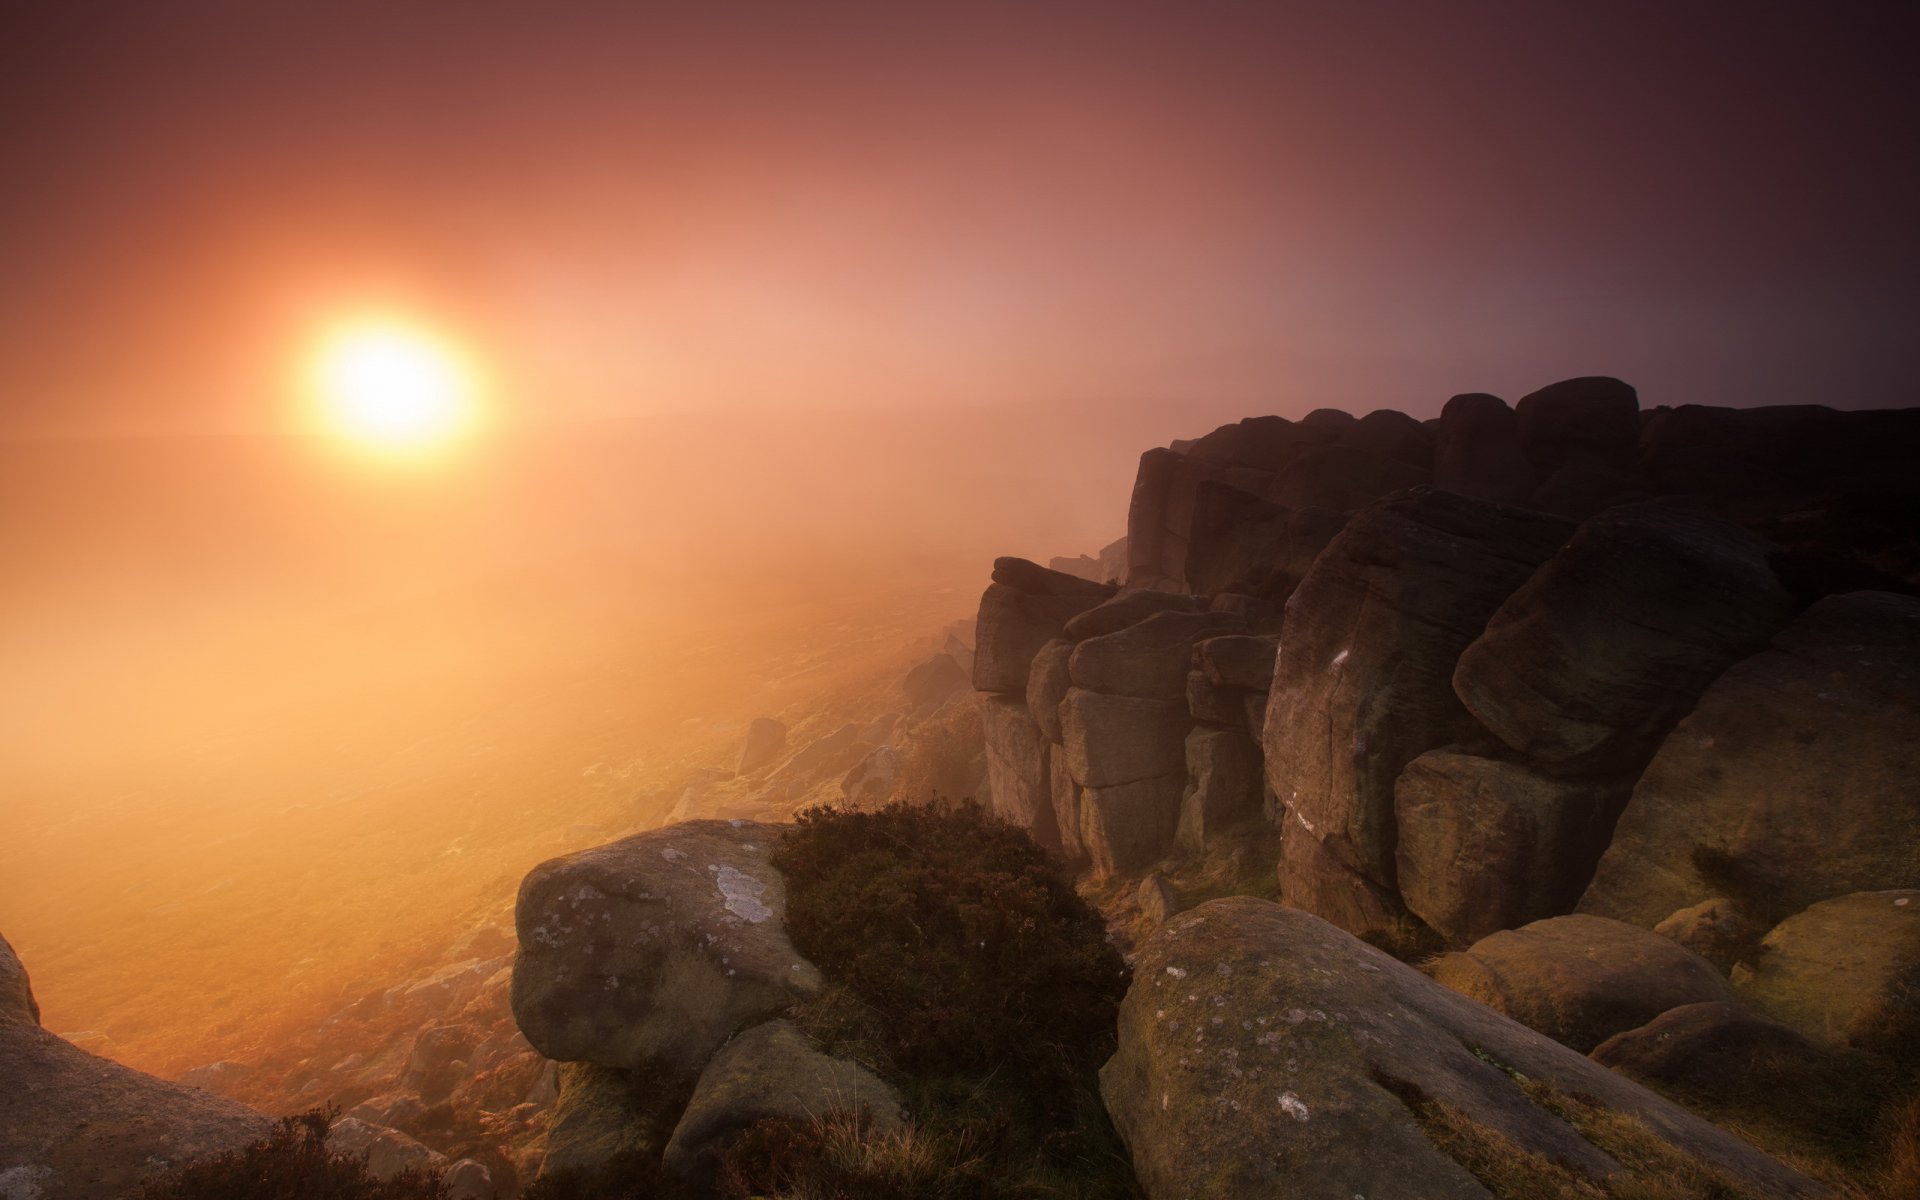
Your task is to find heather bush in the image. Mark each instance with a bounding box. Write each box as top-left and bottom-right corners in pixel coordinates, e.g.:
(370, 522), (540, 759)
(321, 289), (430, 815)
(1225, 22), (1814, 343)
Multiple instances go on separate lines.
(140, 1109), (449, 1200)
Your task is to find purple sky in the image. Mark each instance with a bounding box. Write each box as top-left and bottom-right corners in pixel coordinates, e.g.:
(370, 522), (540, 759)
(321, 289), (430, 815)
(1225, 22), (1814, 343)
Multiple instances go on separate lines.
(3, 0), (1916, 434)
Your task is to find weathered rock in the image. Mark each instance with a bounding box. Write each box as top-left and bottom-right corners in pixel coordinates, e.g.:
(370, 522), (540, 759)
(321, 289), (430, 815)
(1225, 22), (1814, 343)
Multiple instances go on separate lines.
(1340, 408), (1435, 467)
(1126, 448), (1201, 591)
(327, 1117), (447, 1179)
(840, 745), (898, 809)
(1590, 1001), (1828, 1092)
(1429, 914), (1736, 1053)
(1194, 633), (1278, 694)
(443, 1160), (494, 1200)
(736, 718), (788, 775)
(176, 1060), (250, 1096)
(1276, 824), (1407, 935)
(1101, 898), (1820, 1200)
(1526, 460), (1650, 521)
(1514, 375), (1640, 476)
(1069, 610), (1244, 700)
(511, 821), (822, 1076)
(902, 652), (968, 711)
(1023, 638), (1073, 742)
(1136, 875), (1178, 926)
(991, 555), (1115, 597)
(1733, 889), (1920, 1052)
(1049, 753), (1086, 866)
(1185, 670), (1246, 729)
(1432, 392), (1534, 503)
(1181, 485), (1348, 600)
(1638, 403), (1848, 501)
(1455, 503), (1795, 775)
(1269, 444), (1430, 511)
(1, 933), (37, 1026)
(973, 575), (1114, 694)
(982, 696), (1060, 852)
(1654, 899), (1765, 974)
(1185, 414), (1330, 471)
(540, 1062), (663, 1176)
(405, 1022), (483, 1104)
(1175, 728), (1263, 854)
(1061, 689), (1188, 789)
(1394, 752), (1631, 947)
(662, 1020), (902, 1185)
(1580, 591), (1920, 928)
(1063, 589), (1203, 643)
(1263, 489), (1572, 930)
(1081, 775), (1185, 877)
(0, 1019), (272, 1200)
(766, 723), (868, 794)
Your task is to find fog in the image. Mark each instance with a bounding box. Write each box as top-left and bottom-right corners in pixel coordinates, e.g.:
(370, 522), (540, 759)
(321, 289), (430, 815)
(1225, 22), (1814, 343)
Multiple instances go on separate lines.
(0, 394), (1260, 1074)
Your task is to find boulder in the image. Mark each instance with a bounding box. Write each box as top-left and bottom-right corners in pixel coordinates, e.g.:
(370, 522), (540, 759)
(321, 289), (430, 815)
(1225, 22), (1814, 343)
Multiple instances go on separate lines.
(511, 821), (822, 1077)
(443, 1160), (494, 1200)
(1432, 392), (1534, 503)
(1339, 408), (1434, 467)
(1049, 754), (1086, 866)
(1175, 728), (1263, 854)
(1181, 485), (1348, 600)
(1194, 633), (1278, 694)
(1513, 375), (1640, 476)
(1733, 889), (1920, 1052)
(1428, 914), (1735, 1053)
(990, 555), (1117, 597)
(981, 696), (1060, 852)
(1, 933), (37, 1025)
(662, 1020), (902, 1185)
(839, 745), (898, 809)
(1638, 403), (1849, 501)
(1069, 610), (1245, 700)
(901, 653), (968, 711)
(1023, 638), (1072, 742)
(1081, 775), (1186, 878)
(1136, 875), (1178, 926)
(1394, 752), (1631, 947)
(0, 1019), (272, 1200)
(1654, 899), (1765, 974)
(1061, 689), (1188, 789)
(973, 571), (1114, 693)
(1454, 503), (1795, 775)
(1063, 589), (1203, 643)
(1184, 670), (1247, 730)
(1268, 444), (1430, 512)
(1100, 898), (1820, 1200)
(1185, 414), (1330, 471)
(1125, 448), (1201, 591)
(1525, 460), (1650, 521)
(1580, 591), (1920, 928)
(541, 1062), (662, 1176)
(326, 1117), (447, 1179)
(1590, 1001), (1828, 1093)
(1263, 489), (1572, 930)
(736, 718), (788, 775)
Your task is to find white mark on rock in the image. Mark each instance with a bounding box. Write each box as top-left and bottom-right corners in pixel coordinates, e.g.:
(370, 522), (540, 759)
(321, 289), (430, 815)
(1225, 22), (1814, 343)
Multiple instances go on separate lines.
(1165, 965), (1188, 979)
(1279, 1091), (1310, 1121)
(1330, 649), (1350, 670)
(1294, 810), (1316, 835)
(660, 848), (686, 862)
(715, 865), (773, 923)
(1898, 897), (1911, 907)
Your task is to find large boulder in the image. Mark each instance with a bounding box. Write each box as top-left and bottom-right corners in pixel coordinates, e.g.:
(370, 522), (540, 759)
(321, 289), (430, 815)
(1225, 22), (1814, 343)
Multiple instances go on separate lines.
(972, 559), (1116, 694)
(1068, 610), (1244, 701)
(1175, 727), (1263, 854)
(1733, 889), (1920, 1052)
(736, 718), (788, 775)
(1181, 484), (1347, 601)
(1062, 589), (1203, 643)
(1081, 776), (1187, 878)
(1268, 444), (1430, 511)
(1394, 751), (1630, 947)
(1513, 375), (1640, 477)
(981, 696), (1060, 853)
(511, 821), (822, 1077)
(1023, 638), (1073, 743)
(1060, 688), (1189, 790)
(661, 1020), (902, 1185)
(0, 1015), (272, 1200)
(1580, 591), (1920, 928)
(1, 933), (36, 1026)
(1453, 503), (1796, 776)
(326, 1117), (447, 1179)
(1100, 898), (1820, 1200)
(1193, 633), (1278, 694)
(1340, 408), (1434, 467)
(1590, 1001), (1829, 1093)
(1432, 392), (1534, 503)
(1263, 489), (1572, 930)
(1428, 914), (1736, 1054)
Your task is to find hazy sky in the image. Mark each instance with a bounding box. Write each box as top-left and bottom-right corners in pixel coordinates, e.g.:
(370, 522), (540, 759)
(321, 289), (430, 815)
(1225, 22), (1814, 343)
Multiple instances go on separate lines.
(3, 0), (1916, 435)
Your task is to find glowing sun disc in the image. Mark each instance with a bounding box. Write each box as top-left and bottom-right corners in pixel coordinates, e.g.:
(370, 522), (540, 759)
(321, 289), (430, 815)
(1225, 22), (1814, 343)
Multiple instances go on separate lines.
(309, 322), (482, 454)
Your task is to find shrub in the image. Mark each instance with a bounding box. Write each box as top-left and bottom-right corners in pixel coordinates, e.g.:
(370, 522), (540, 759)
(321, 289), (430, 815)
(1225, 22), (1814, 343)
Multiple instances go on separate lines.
(140, 1108), (450, 1200)
(766, 799), (1139, 1198)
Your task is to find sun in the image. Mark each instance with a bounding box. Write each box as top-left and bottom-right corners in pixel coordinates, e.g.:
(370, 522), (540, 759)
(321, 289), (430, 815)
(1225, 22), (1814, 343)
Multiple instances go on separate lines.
(307, 321), (484, 456)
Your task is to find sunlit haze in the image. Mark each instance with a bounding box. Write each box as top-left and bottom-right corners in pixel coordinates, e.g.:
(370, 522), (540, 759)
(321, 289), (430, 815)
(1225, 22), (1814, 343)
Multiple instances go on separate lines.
(307, 320), (485, 457)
